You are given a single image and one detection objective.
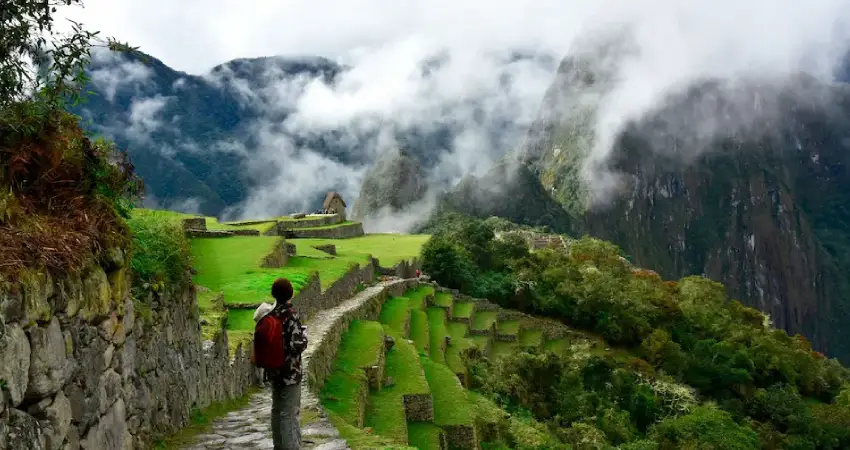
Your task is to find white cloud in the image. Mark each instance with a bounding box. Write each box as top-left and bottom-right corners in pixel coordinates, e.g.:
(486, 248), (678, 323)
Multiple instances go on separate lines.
(89, 48), (153, 101)
(61, 0), (850, 222)
(125, 95), (170, 144)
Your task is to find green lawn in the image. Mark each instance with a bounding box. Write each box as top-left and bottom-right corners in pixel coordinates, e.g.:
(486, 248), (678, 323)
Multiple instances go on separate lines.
(427, 308), (448, 364)
(490, 341), (518, 360)
(471, 311), (497, 331)
(206, 217), (277, 233)
(292, 234), (428, 267)
(407, 423), (443, 450)
(409, 309), (429, 355)
(380, 297), (411, 335)
(320, 320), (386, 425)
(445, 338), (474, 376)
(496, 320), (520, 335)
(434, 292), (453, 308)
(452, 302), (474, 319)
(421, 357), (474, 426)
(289, 241), (335, 258)
(404, 286), (434, 310)
(227, 308), (256, 331)
(446, 322), (468, 341)
(471, 335), (491, 353)
(544, 338), (569, 356)
(365, 328), (429, 444)
(191, 237), (370, 306)
(519, 329), (544, 347)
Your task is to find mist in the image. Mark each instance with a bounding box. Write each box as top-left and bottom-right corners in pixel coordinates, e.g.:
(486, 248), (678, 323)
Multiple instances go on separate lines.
(66, 0), (850, 230)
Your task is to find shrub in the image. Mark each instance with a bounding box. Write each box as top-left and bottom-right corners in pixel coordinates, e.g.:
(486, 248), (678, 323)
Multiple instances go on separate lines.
(127, 210), (192, 293)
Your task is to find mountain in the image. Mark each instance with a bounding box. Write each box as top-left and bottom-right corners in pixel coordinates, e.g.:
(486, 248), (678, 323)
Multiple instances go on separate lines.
(75, 50), (556, 219)
(517, 40), (850, 362)
(351, 148), (429, 220)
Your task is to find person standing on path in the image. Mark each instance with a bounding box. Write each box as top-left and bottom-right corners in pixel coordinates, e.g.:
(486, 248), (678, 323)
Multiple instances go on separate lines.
(252, 278), (309, 450)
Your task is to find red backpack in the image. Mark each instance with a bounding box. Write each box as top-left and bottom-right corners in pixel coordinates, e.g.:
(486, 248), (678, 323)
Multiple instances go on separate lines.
(253, 310), (292, 369)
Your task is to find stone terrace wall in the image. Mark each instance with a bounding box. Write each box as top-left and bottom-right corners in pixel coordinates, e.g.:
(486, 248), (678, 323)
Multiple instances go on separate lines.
(259, 237), (289, 268)
(263, 214), (344, 236)
(0, 255), (260, 449)
(372, 257), (421, 279)
(294, 261), (376, 320)
(284, 222), (365, 239)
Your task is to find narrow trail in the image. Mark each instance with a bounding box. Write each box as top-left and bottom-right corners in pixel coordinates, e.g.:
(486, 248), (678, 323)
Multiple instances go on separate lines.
(183, 281), (404, 450)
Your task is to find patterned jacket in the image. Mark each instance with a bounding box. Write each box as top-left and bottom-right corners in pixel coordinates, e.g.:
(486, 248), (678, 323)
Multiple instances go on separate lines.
(264, 304), (308, 386)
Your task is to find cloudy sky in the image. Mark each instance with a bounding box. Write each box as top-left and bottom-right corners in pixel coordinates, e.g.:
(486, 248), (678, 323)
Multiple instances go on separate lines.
(62, 0), (850, 225)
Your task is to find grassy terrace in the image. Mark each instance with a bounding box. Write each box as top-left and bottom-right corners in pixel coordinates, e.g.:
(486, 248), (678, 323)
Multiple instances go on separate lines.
(471, 310), (497, 331)
(366, 326), (430, 444)
(409, 309), (430, 355)
(427, 308), (448, 364)
(434, 292), (453, 308)
(379, 297), (411, 335)
(452, 302), (474, 319)
(407, 423), (443, 450)
(292, 234), (429, 266)
(519, 328), (544, 347)
(421, 358), (474, 426)
(496, 320), (520, 336)
(320, 321), (386, 425)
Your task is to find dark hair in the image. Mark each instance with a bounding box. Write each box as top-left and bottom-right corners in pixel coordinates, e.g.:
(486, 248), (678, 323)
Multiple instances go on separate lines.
(271, 278), (294, 302)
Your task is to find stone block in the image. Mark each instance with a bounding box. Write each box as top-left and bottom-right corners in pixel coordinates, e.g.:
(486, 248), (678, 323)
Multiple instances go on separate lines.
(181, 218), (206, 231)
(443, 424), (477, 450)
(26, 317), (69, 399)
(402, 393), (434, 422)
(0, 322), (31, 406)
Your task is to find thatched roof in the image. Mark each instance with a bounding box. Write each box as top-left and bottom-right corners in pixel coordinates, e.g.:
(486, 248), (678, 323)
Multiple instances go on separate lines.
(323, 191), (346, 209)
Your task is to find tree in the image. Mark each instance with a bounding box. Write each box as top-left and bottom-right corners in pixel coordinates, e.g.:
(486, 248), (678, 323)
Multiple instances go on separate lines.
(0, 0), (138, 110)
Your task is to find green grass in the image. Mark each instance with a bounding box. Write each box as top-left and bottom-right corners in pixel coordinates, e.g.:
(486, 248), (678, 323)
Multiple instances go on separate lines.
(519, 329), (543, 347)
(446, 322), (468, 341)
(320, 321), (386, 425)
(407, 423), (443, 450)
(298, 234), (429, 266)
(469, 391), (505, 424)
(496, 320), (520, 335)
(490, 341), (518, 360)
(128, 209), (193, 287)
(227, 308), (256, 331)
(191, 237), (371, 306)
(409, 309), (430, 355)
(472, 335), (491, 354)
(206, 217), (277, 233)
(365, 329), (429, 444)
(421, 357), (474, 426)
(153, 387), (261, 449)
(296, 220), (358, 230)
(544, 338), (569, 356)
(291, 242), (336, 258)
(329, 413), (416, 450)
(445, 322), (473, 374)
(427, 308), (448, 364)
(404, 286), (435, 309)
(434, 292), (453, 308)
(380, 297), (411, 335)
(452, 302), (474, 319)
(471, 311), (497, 331)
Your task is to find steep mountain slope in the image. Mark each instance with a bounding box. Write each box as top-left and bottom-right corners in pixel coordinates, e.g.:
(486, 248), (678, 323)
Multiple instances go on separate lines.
(76, 50), (555, 218)
(519, 46), (850, 361)
(352, 148), (429, 220)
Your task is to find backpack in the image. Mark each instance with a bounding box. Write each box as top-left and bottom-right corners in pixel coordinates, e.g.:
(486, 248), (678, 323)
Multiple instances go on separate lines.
(253, 309), (293, 369)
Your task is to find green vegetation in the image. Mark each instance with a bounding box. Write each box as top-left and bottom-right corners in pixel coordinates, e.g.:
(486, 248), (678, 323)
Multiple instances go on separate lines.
(405, 285), (434, 309)
(408, 309), (429, 355)
(127, 209), (193, 293)
(427, 308), (448, 364)
(452, 302), (474, 319)
(366, 332), (430, 443)
(320, 321), (385, 425)
(292, 234), (429, 266)
(434, 292), (453, 308)
(205, 217), (277, 233)
(379, 297), (411, 335)
(406, 423), (443, 450)
(421, 357), (473, 426)
(226, 309), (255, 331)
(471, 311), (497, 331)
(423, 214), (850, 448)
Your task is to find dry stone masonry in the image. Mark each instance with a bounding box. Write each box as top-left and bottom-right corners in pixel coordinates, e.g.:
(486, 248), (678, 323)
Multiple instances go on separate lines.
(0, 253), (260, 450)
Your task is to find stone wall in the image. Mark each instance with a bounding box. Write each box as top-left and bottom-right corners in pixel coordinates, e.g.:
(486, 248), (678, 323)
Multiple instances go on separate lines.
(263, 215), (345, 236)
(0, 255), (260, 449)
(293, 261), (376, 320)
(182, 218), (207, 231)
(443, 424), (477, 450)
(312, 244), (337, 256)
(284, 222), (365, 239)
(259, 237), (289, 268)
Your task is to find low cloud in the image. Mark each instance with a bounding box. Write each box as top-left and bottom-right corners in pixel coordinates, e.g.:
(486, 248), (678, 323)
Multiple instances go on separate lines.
(89, 48), (153, 102)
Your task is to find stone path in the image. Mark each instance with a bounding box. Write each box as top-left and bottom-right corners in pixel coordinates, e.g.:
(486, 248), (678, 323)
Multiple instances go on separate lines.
(184, 279), (410, 450)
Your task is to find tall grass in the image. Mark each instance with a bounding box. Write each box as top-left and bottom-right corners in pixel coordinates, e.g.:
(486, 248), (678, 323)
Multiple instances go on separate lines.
(127, 210), (192, 292)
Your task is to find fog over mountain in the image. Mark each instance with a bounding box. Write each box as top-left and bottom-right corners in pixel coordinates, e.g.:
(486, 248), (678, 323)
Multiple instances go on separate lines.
(65, 0), (850, 229)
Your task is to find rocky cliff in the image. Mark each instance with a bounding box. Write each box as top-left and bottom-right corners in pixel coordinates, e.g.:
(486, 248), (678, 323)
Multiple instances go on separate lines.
(352, 148), (429, 221)
(0, 252), (260, 449)
(517, 40), (850, 362)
